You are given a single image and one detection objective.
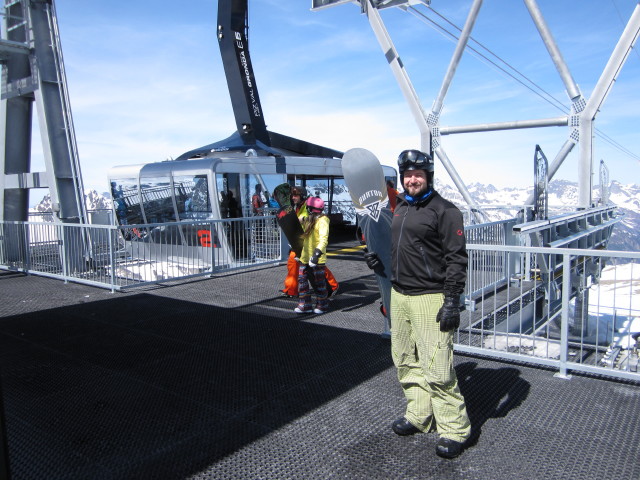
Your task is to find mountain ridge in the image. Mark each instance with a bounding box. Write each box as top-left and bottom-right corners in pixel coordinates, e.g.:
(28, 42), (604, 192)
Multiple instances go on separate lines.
(433, 179), (639, 252)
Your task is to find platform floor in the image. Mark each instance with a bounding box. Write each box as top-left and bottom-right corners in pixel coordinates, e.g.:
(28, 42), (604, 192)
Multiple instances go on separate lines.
(1, 236), (639, 480)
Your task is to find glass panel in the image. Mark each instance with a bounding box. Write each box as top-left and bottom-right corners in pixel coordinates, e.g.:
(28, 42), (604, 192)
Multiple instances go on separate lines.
(174, 174), (211, 220)
(244, 174), (285, 216)
(331, 177), (355, 224)
(305, 176), (331, 216)
(110, 179), (143, 225)
(305, 176), (330, 202)
(216, 173), (248, 260)
(140, 176), (176, 224)
(215, 173), (242, 219)
(385, 175), (398, 191)
(173, 175), (192, 220)
(261, 174), (285, 213)
(289, 175), (360, 225)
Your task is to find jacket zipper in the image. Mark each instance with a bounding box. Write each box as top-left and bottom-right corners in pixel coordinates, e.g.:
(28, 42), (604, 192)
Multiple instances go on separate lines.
(418, 244), (432, 278)
(396, 207), (409, 277)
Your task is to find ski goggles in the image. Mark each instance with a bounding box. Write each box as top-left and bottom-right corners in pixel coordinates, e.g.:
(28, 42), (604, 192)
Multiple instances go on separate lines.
(397, 149), (434, 173)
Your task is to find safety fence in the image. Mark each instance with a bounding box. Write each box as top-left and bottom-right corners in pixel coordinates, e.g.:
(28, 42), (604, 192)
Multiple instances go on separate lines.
(464, 218), (518, 299)
(459, 244), (640, 382)
(0, 216), (283, 291)
(459, 204), (591, 225)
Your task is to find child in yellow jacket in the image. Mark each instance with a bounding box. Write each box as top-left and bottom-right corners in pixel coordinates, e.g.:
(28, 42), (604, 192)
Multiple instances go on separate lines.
(295, 196), (330, 314)
(281, 187), (338, 297)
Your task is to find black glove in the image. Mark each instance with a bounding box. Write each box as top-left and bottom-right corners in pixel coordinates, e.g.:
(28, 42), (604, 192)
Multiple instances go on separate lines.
(436, 295), (461, 332)
(308, 248), (322, 267)
(363, 250), (381, 270)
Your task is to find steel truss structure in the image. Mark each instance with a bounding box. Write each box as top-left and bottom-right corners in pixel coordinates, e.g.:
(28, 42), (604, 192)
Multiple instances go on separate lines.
(0, 0), (86, 224)
(313, 0), (640, 211)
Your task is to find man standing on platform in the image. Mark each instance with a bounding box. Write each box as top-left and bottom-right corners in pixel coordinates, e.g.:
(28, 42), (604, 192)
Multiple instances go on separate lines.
(364, 149), (471, 459)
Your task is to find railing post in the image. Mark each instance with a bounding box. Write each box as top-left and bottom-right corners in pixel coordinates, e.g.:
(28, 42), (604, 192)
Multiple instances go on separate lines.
(60, 224), (68, 284)
(23, 222), (30, 273)
(109, 227), (116, 293)
(556, 252), (572, 379)
(210, 221), (215, 275)
(0, 223), (3, 268)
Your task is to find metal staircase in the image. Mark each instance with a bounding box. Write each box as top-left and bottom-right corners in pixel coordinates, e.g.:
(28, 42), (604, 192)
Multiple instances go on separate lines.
(0, 0), (86, 223)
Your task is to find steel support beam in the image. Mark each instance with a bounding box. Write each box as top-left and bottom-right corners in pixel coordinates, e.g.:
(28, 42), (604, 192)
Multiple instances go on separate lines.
(426, 0), (482, 216)
(1, 0), (33, 222)
(430, 0), (483, 117)
(434, 145), (484, 223)
(363, 0), (430, 149)
(29, 0), (86, 223)
(523, 0), (581, 101)
(578, 2), (640, 208)
(2, 0), (87, 223)
(0, 38), (29, 60)
(440, 116), (568, 135)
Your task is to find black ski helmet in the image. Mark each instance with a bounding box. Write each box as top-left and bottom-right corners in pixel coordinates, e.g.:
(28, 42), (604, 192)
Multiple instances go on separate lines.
(290, 186), (307, 206)
(291, 186), (306, 199)
(398, 149), (435, 190)
(397, 149), (434, 174)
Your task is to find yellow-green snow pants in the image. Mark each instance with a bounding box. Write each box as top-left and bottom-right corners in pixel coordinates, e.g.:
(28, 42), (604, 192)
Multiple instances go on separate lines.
(390, 288), (471, 442)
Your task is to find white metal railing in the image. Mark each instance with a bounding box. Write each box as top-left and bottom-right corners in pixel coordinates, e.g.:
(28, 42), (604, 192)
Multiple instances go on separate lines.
(464, 218), (518, 299)
(0, 216), (282, 291)
(459, 244), (640, 382)
(459, 204), (531, 225)
(459, 203), (610, 226)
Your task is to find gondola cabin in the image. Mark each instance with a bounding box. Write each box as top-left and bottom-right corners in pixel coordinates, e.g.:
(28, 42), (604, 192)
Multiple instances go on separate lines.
(108, 151), (397, 268)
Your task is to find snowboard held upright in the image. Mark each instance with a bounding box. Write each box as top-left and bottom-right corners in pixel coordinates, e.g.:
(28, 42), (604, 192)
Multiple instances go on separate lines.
(342, 148), (393, 336)
(273, 183), (304, 257)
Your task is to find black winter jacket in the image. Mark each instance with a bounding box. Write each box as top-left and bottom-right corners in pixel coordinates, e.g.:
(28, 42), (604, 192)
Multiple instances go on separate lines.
(390, 190), (467, 296)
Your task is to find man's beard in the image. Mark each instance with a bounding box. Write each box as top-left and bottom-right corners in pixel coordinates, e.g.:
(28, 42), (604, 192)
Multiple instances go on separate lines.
(405, 183), (429, 198)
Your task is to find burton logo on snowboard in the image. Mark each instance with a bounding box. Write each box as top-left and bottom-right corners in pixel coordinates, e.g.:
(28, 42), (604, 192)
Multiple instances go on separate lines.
(355, 192), (388, 222)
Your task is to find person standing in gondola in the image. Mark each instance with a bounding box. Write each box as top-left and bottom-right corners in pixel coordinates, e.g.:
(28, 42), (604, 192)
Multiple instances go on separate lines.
(252, 184), (265, 215)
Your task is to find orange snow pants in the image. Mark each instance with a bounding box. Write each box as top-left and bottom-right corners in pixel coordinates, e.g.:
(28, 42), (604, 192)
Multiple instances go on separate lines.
(282, 250), (338, 296)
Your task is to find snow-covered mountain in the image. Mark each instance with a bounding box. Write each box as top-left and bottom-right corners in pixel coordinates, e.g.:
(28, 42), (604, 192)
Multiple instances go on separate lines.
(436, 178), (607, 212)
(30, 190), (113, 215)
(435, 179), (640, 252)
(29, 181), (640, 252)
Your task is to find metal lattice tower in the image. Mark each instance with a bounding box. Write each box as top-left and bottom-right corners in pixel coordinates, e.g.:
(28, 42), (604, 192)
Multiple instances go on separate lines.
(313, 0), (640, 212)
(0, 0), (86, 223)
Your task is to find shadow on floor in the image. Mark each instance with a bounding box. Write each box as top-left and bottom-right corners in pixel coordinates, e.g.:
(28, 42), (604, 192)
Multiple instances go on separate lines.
(0, 292), (393, 479)
(457, 361), (531, 445)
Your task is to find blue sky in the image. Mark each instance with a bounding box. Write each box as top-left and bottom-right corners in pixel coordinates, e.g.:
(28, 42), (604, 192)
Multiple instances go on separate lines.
(31, 0), (640, 194)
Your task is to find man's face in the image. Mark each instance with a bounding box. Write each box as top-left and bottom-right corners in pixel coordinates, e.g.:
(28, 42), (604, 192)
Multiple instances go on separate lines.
(292, 194), (301, 205)
(402, 169), (429, 197)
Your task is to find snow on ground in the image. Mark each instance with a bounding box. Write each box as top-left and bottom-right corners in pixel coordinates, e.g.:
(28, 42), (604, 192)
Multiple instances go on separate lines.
(482, 334), (561, 359)
(483, 263), (640, 357)
(115, 261), (206, 282)
(589, 263), (640, 349)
